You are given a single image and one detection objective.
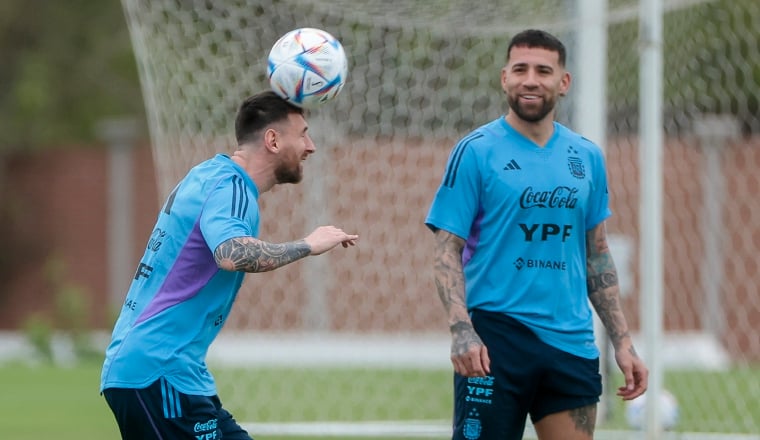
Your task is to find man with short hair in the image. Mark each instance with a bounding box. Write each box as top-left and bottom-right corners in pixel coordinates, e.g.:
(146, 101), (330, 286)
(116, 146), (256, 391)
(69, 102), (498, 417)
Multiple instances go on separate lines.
(426, 29), (648, 440)
(101, 91), (358, 440)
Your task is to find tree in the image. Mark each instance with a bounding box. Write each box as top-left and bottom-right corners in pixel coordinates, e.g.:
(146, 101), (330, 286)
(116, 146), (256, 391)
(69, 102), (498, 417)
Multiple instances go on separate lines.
(0, 0), (144, 150)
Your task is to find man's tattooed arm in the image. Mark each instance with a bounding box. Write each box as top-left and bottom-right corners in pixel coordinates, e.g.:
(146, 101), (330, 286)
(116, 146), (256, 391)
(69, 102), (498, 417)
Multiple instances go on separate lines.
(214, 236), (311, 273)
(587, 222), (649, 398)
(586, 222), (635, 353)
(433, 230), (481, 353)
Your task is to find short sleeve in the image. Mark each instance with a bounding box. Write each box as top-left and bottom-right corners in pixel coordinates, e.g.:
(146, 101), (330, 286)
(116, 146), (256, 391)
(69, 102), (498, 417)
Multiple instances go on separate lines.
(200, 174), (259, 251)
(425, 138), (481, 240)
(585, 148), (612, 230)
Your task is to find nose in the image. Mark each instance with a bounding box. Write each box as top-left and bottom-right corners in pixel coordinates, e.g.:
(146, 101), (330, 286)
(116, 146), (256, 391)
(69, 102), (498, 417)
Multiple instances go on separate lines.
(305, 134), (317, 153)
(523, 69), (540, 88)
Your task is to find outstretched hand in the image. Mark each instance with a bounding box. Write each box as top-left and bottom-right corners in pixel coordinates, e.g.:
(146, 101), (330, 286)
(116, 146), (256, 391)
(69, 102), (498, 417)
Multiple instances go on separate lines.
(304, 226), (358, 255)
(615, 346), (648, 400)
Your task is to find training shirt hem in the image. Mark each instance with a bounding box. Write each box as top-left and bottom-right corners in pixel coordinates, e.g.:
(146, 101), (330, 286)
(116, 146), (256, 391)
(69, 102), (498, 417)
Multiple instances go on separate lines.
(101, 377), (218, 397)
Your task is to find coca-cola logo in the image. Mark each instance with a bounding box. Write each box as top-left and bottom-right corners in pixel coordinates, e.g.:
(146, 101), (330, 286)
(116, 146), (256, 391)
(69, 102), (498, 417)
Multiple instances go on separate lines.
(519, 186), (579, 209)
(194, 419), (218, 432)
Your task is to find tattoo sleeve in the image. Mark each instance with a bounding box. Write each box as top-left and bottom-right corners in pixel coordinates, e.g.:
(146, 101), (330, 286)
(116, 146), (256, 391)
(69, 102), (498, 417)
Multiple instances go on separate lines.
(433, 230), (469, 325)
(586, 222), (634, 352)
(214, 237), (311, 273)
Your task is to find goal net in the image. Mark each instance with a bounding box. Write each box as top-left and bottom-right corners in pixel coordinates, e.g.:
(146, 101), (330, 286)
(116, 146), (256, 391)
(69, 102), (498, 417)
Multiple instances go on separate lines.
(121, 0), (760, 436)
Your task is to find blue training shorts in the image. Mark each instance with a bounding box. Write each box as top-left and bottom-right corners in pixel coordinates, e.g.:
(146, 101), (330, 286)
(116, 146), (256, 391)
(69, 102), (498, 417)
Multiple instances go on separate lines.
(103, 377), (252, 440)
(452, 309), (602, 440)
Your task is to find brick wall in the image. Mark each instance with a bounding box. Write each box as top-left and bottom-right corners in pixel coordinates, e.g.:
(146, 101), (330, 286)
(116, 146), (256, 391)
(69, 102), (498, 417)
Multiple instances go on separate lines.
(0, 144), (158, 329)
(1, 136), (757, 360)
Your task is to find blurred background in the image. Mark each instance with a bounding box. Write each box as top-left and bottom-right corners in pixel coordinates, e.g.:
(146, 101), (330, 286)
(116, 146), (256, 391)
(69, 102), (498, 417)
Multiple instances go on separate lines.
(1, 0), (759, 439)
(0, 1), (150, 436)
(0, 0), (149, 333)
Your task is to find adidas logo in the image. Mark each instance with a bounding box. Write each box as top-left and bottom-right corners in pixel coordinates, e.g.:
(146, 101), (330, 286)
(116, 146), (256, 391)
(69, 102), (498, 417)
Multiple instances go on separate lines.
(503, 159), (521, 170)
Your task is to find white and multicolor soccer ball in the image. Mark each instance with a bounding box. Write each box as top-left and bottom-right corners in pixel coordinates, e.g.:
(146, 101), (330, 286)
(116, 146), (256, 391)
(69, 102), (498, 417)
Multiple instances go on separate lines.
(625, 389), (680, 431)
(267, 27), (348, 109)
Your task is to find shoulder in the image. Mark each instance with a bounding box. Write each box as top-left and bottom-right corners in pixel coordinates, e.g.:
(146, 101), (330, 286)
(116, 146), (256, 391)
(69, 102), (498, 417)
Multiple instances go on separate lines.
(184, 156), (257, 196)
(555, 123), (605, 158)
(454, 118), (506, 152)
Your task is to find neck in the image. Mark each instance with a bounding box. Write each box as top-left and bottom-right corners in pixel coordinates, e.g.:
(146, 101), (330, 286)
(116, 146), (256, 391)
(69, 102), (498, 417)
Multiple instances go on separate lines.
(230, 148), (275, 193)
(505, 113), (555, 147)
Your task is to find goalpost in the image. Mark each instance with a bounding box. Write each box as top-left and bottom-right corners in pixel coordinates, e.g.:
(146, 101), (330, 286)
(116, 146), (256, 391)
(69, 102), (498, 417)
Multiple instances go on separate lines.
(120, 0), (760, 437)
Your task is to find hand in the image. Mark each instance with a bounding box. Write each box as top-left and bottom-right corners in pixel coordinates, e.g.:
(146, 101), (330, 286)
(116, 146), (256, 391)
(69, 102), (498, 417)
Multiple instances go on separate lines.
(304, 226), (358, 255)
(450, 322), (491, 377)
(615, 345), (648, 400)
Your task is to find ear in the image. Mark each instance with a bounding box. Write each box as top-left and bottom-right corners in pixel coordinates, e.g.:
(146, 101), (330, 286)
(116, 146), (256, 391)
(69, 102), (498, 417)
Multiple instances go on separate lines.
(264, 128), (279, 153)
(559, 71), (571, 97)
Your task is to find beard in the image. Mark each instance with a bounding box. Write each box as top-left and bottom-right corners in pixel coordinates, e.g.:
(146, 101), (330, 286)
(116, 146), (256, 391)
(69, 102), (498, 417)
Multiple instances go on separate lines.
(507, 94), (556, 123)
(274, 160), (303, 184)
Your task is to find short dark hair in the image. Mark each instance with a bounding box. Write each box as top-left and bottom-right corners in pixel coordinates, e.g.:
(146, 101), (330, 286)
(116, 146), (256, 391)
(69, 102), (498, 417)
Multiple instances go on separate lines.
(507, 29), (566, 67)
(234, 91), (304, 145)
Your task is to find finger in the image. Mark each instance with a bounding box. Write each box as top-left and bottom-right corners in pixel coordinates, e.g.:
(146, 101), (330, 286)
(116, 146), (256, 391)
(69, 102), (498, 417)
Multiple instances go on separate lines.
(451, 356), (466, 376)
(617, 377), (646, 400)
(638, 365), (649, 390)
(455, 352), (476, 377)
(465, 351), (485, 377)
(617, 387), (644, 400)
(480, 345), (491, 375)
(621, 365), (635, 393)
(630, 370), (648, 398)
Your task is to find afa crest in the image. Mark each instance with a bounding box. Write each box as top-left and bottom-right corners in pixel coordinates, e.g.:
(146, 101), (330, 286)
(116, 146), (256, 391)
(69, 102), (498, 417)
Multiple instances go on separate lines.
(567, 157), (585, 179)
(463, 417), (482, 440)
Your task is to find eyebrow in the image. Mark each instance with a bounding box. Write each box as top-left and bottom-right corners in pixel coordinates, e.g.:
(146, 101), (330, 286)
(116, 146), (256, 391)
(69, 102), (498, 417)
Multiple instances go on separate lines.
(510, 61), (554, 71)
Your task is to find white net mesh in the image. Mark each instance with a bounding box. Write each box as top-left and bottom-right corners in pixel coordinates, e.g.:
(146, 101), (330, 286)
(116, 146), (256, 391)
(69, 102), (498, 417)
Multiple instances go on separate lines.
(121, 0), (760, 436)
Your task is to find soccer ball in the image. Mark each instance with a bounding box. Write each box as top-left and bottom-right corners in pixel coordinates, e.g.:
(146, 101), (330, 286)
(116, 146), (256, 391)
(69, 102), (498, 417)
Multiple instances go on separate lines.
(625, 389), (680, 431)
(267, 28), (348, 109)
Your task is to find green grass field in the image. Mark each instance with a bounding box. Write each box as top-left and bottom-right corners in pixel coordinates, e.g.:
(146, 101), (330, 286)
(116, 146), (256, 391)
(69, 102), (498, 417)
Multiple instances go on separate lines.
(0, 361), (120, 438)
(1, 361), (758, 439)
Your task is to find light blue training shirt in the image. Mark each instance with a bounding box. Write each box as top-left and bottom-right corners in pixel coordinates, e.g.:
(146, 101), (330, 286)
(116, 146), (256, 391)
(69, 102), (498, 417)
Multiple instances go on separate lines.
(425, 117), (611, 359)
(101, 154), (259, 395)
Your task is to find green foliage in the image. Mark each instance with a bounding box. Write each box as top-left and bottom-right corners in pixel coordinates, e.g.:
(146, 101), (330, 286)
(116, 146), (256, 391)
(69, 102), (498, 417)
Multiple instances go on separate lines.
(21, 314), (54, 364)
(0, 0), (143, 149)
(54, 285), (103, 362)
(607, 0), (760, 131)
(21, 254), (100, 364)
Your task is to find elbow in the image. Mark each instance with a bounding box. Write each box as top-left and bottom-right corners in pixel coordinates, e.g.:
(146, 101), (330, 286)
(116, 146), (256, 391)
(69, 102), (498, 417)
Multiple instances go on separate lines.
(218, 261), (236, 272)
(213, 244), (239, 272)
(215, 256), (236, 272)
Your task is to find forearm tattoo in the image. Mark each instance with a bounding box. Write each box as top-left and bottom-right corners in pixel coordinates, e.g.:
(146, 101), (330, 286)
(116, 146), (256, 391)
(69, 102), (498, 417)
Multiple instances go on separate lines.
(433, 231), (469, 325)
(214, 237), (311, 273)
(433, 231), (484, 355)
(586, 226), (632, 350)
